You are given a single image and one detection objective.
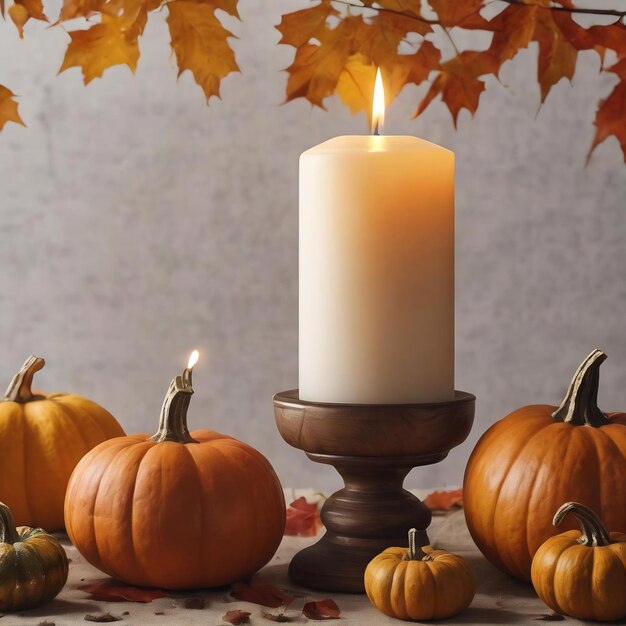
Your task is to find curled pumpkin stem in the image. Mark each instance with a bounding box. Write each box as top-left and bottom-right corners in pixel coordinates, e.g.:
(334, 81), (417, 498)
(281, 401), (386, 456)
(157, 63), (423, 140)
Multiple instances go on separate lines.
(0, 502), (20, 544)
(553, 502), (612, 547)
(552, 350), (610, 427)
(151, 375), (197, 444)
(3, 355), (45, 403)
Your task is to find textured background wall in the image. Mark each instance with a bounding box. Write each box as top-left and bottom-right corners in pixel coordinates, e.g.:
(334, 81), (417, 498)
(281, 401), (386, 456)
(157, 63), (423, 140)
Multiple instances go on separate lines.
(1, 1), (625, 492)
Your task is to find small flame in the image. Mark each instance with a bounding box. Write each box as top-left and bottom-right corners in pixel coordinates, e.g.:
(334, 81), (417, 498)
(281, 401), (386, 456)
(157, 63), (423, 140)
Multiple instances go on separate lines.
(187, 350), (199, 370)
(371, 67), (385, 135)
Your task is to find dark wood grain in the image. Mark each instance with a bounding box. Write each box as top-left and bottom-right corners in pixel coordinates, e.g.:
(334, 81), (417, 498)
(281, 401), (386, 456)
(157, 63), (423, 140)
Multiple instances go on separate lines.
(273, 390), (475, 593)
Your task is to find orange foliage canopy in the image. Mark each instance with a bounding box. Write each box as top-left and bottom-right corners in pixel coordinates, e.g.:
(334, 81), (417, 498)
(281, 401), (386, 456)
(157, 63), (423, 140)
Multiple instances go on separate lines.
(278, 0), (626, 161)
(0, 0), (625, 162)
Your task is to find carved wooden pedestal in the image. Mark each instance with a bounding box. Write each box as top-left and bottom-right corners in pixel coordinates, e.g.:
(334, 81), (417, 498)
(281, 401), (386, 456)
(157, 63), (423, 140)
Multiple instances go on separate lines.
(273, 390), (475, 593)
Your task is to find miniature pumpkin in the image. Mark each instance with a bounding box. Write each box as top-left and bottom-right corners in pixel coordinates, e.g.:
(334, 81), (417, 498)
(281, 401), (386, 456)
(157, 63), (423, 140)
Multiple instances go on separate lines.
(464, 350), (626, 581)
(0, 356), (125, 530)
(0, 501), (69, 611)
(531, 502), (626, 621)
(364, 528), (475, 621)
(64, 357), (286, 590)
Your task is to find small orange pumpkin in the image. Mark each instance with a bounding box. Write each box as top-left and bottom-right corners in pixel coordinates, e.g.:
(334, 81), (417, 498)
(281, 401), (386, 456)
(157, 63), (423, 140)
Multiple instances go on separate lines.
(64, 359), (286, 590)
(364, 528), (475, 621)
(0, 356), (125, 530)
(532, 502), (626, 622)
(464, 350), (626, 581)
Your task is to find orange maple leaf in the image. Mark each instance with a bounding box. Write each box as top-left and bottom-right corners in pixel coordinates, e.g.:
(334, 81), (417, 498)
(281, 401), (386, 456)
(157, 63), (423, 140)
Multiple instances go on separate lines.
(417, 50), (495, 125)
(167, 0), (239, 103)
(589, 58), (626, 162)
(8, 0), (47, 37)
(429, 0), (492, 30)
(280, 2), (435, 117)
(486, 3), (580, 102)
(59, 13), (141, 84)
(277, 0), (337, 48)
(0, 85), (25, 132)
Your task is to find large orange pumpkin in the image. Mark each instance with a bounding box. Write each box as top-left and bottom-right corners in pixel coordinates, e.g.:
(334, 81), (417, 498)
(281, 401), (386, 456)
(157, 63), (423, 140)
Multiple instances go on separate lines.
(0, 356), (125, 530)
(464, 349), (626, 581)
(64, 360), (286, 590)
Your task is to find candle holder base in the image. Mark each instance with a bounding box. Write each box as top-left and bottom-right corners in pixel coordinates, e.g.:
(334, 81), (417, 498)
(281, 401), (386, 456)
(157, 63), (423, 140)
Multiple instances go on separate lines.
(273, 390), (475, 593)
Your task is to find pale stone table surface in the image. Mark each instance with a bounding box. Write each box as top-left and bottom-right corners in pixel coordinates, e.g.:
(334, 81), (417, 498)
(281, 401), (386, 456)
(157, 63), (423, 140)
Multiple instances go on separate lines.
(3, 493), (618, 626)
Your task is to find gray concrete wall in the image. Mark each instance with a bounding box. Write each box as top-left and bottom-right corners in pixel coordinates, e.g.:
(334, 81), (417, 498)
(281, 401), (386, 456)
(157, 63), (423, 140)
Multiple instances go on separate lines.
(1, 1), (625, 492)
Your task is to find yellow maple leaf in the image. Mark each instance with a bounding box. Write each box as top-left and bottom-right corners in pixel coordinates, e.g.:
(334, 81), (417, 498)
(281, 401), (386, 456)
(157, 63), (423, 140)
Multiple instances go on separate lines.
(0, 85), (26, 132)
(167, 0), (239, 102)
(59, 13), (140, 84)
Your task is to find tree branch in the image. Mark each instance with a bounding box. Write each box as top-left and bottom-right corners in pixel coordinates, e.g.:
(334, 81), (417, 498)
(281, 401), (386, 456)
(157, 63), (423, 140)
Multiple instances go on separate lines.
(499, 0), (626, 18)
(333, 0), (626, 23)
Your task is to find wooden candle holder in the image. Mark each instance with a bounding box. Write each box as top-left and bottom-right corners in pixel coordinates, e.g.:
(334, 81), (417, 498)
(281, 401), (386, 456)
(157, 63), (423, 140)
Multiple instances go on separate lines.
(273, 390), (475, 593)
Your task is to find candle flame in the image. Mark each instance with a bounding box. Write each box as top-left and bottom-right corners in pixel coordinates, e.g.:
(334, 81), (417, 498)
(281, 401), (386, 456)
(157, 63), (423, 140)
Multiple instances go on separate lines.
(371, 67), (385, 135)
(187, 350), (199, 370)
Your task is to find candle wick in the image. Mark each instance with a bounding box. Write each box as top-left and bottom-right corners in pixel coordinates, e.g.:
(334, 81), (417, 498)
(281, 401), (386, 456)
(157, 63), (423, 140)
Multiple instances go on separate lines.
(372, 120), (380, 136)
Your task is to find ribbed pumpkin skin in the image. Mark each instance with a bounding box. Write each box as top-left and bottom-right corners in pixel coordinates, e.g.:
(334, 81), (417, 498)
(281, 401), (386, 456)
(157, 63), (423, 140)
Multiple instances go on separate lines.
(531, 529), (626, 622)
(64, 429), (286, 590)
(464, 405), (626, 581)
(365, 548), (475, 621)
(0, 394), (125, 530)
(0, 525), (69, 611)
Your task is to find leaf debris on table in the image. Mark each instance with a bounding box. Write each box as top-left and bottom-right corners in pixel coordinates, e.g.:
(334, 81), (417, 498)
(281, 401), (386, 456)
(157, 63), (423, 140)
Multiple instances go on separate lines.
(183, 597), (207, 609)
(231, 580), (295, 608)
(84, 613), (122, 623)
(223, 609), (251, 624)
(303, 599), (341, 620)
(79, 579), (168, 602)
(262, 609), (293, 622)
(423, 488), (463, 513)
(285, 496), (323, 537)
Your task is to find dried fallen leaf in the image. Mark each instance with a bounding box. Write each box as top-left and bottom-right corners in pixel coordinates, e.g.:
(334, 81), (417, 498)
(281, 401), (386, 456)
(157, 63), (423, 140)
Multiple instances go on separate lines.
(231, 581), (294, 609)
(285, 496), (323, 537)
(183, 597), (206, 609)
(84, 614), (121, 623)
(423, 488), (463, 512)
(37, 621), (56, 626)
(223, 609), (251, 624)
(262, 610), (292, 622)
(78, 579), (168, 603)
(302, 599), (340, 620)
(0, 85), (25, 132)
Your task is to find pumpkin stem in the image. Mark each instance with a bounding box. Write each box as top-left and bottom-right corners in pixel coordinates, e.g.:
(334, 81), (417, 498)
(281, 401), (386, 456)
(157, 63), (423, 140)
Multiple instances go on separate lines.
(3, 356), (45, 403)
(553, 502), (612, 547)
(151, 372), (198, 444)
(552, 350), (611, 427)
(404, 527), (430, 561)
(0, 502), (20, 544)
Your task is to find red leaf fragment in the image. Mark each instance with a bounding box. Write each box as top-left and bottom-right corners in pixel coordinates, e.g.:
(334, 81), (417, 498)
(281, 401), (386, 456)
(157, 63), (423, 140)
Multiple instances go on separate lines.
(285, 496), (323, 537)
(231, 581), (295, 609)
(423, 488), (463, 512)
(303, 599), (341, 620)
(78, 579), (168, 603)
(223, 609), (251, 624)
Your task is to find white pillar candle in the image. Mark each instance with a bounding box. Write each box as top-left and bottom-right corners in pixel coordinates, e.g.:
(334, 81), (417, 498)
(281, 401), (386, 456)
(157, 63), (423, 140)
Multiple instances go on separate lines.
(299, 133), (455, 404)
